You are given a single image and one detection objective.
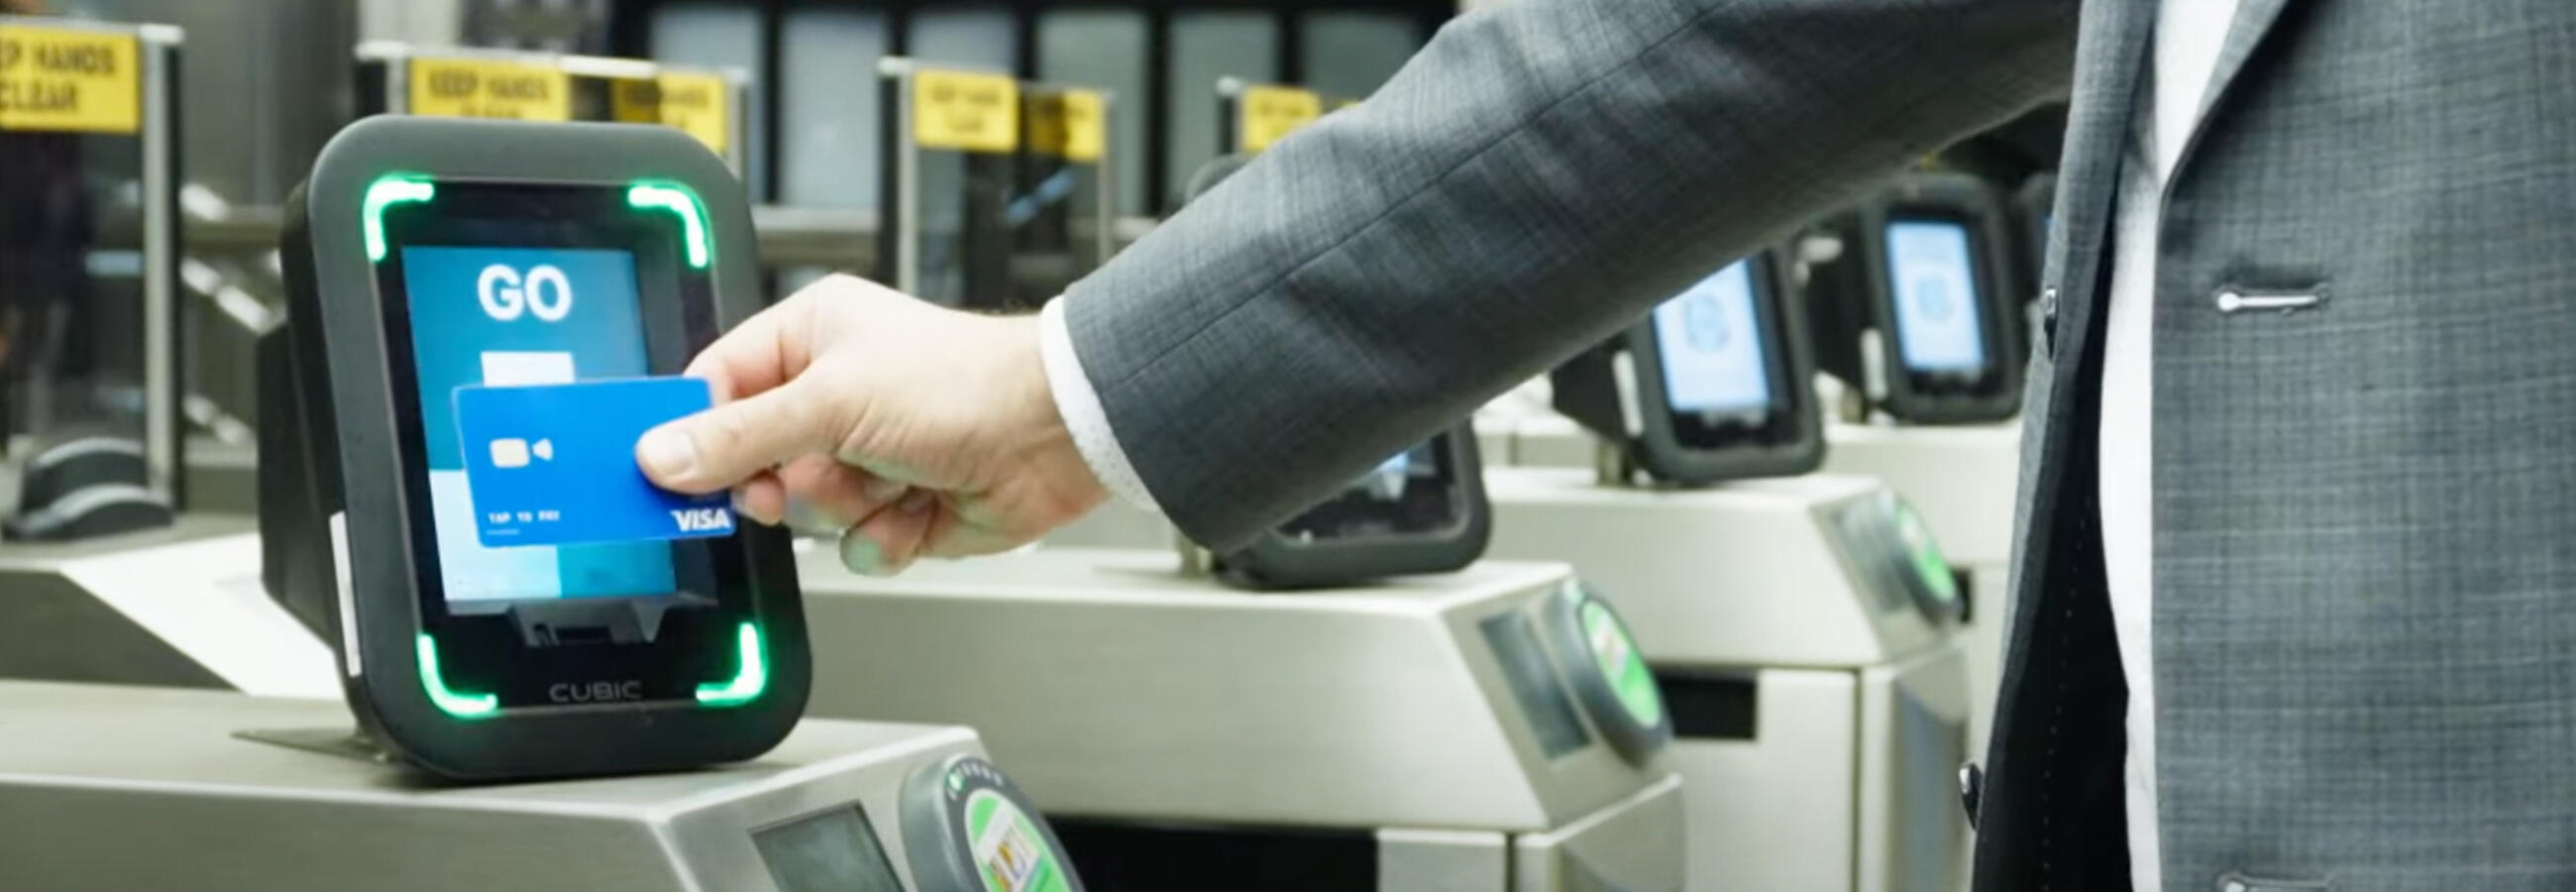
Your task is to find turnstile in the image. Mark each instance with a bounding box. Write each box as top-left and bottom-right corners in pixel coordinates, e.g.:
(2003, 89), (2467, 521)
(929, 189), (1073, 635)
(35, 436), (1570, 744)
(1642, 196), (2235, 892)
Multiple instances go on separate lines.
(0, 682), (1065, 892)
(1816, 420), (2017, 756)
(798, 548), (1686, 891)
(0, 519), (330, 695)
(1, 16), (186, 534)
(875, 57), (1119, 313)
(1484, 412), (2018, 761)
(0, 19), (321, 695)
(1482, 468), (1973, 892)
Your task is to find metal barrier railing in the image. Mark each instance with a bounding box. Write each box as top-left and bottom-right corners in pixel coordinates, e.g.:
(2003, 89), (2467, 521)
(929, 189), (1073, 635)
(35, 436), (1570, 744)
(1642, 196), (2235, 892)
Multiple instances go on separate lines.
(0, 15), (185, 510)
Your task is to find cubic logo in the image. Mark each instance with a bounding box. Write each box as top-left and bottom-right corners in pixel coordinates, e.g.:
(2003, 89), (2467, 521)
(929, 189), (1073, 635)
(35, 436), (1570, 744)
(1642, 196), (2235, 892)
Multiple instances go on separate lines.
(478, 264), (574, 322)
(550, 680), (645, 704)
(672, 507), (734, 532)
(487, 437), (554, 469)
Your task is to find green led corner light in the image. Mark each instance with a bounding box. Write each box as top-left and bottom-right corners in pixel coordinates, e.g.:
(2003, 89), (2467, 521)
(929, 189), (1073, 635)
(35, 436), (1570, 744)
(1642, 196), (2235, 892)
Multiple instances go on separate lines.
(626, 181), (711, 270)
(362, 174), (436, 263)
(696, 622), (769, 707)
(415, 633), (499, 719)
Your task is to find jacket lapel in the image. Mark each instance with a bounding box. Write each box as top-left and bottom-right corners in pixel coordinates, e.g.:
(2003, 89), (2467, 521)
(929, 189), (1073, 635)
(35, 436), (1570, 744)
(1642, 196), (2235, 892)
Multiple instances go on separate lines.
(2043, 0), (2151, 362)
(2166, 0), (2302, 194)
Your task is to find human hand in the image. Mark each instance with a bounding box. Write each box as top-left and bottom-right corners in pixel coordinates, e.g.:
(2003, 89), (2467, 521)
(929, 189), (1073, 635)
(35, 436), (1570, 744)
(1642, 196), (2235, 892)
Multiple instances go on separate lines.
(634, 275), (1108, 575)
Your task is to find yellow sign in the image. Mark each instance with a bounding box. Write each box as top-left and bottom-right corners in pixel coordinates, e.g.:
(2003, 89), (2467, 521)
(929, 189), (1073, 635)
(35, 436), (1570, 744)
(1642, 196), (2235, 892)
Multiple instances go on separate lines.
(0, 25), (141, 135)
(654, 71), (729, 156)
(409, 57), (570, 121)
(912, 68), (1018, 155)
(1024, 89), (1105, 163)
(610, 76), (658, 122)
(1237, 84), (1320, 154)
(610, 71), (730, 156)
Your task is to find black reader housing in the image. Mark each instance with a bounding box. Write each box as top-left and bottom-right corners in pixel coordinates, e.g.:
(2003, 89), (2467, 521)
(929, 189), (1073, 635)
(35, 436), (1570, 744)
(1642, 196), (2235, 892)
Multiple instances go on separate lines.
(1213, 424), (1492, 591)
(1854, 173), (2029, 425)
(1805, 171), (2026, 424)
(262, 117), (809, 780)
(1553, 250), (1825, 485)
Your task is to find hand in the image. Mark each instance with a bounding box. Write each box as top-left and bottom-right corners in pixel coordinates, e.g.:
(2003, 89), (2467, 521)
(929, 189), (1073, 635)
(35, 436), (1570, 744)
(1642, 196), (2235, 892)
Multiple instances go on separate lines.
(634, 275), (1108, 575)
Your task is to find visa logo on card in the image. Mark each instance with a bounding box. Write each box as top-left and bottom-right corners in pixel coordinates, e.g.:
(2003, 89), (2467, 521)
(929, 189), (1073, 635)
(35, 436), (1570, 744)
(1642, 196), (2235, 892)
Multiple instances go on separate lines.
(453, 377), (735, 548)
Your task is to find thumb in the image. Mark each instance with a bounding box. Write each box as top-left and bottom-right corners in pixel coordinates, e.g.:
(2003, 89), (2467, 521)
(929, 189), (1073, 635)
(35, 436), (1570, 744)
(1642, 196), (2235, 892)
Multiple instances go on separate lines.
(636, 382), (839, 494)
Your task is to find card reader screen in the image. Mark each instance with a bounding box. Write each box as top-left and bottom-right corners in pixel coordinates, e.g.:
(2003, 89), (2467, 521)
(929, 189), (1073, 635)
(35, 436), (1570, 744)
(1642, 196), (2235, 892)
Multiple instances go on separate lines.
(1652, 261), (1771, 418)
(1884, 220), (1986, 374)
(1277, 438), (1456, 540)
(402, 245), (678, 604)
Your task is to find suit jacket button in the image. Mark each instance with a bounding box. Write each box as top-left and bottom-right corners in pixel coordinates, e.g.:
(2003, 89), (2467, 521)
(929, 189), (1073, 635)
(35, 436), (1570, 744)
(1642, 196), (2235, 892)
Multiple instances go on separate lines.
(2039, 286), (2060, 345)
(1958, 761), (1984, 830)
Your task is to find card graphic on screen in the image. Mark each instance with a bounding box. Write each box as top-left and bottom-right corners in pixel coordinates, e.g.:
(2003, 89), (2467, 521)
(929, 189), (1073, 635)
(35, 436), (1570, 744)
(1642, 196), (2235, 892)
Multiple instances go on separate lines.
(1651, 261), (1771, 417)
(1883, 220), (1986, 373)
(455, 378), (735, 548)
(401, 245), (680, 604)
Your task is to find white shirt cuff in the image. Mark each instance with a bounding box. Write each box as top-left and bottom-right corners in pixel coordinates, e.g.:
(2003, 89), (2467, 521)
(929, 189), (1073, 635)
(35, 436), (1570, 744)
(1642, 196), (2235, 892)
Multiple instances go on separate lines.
(1038, 297), (1162, 513)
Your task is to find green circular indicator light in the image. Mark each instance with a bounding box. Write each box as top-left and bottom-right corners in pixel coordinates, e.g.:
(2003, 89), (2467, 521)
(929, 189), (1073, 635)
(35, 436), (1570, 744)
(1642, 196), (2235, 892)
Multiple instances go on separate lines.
(964, 790), (1075, 892)
(1546, 581), (1669, 764)
(904, 754), (1088, 892)
(1579, 600), (1664, 727)
(1891, 501), (1958, 605)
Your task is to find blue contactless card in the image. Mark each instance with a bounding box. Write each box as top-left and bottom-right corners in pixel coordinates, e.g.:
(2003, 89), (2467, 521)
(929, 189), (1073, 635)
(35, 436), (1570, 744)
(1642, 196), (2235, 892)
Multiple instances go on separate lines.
(453, 377), (736, 548)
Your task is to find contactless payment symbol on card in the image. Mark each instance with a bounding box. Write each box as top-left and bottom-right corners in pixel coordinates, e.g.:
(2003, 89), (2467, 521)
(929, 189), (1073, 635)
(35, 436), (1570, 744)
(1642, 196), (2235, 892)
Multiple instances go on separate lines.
(453, 377), (734, 548)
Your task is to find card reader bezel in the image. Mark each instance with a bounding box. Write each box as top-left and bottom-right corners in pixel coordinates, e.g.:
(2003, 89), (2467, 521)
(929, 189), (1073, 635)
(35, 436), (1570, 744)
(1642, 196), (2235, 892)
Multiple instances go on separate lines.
(1553, 250), (1825, 485)
(1853, 172), (2025, 423)
(279, 117), (808, 779)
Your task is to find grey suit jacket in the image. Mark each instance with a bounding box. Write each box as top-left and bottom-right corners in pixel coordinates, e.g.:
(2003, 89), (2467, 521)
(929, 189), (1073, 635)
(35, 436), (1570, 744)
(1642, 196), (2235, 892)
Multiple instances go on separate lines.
(1997, 1), (2576, 890)
(1065, 0), (2076, 546)
(1066, 0), (2576, 889)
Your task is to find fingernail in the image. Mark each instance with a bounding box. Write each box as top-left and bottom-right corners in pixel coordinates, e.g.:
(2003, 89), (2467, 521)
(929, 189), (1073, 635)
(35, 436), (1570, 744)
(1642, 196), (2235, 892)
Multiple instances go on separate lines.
(864, 478), (908, 503)
(729, 491), (761, 524)
(839, 528), (897, 576)
(900, 490), (936, 513)
(637, 429), (698, 482)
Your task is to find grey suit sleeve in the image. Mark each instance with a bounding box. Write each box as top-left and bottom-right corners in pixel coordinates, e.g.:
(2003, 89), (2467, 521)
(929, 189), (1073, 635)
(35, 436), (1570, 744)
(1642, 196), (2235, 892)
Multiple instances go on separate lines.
(1064, 0), (2078, 549)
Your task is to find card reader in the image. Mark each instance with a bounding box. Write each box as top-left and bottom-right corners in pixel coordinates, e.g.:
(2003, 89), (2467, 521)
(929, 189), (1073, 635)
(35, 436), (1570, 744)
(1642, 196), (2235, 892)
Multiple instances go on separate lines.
(263, 116), (809, 779)
(1552, 251), (1825, 485)
(1212, 424), (1492, 590)
(1832, 171), (2026, 423)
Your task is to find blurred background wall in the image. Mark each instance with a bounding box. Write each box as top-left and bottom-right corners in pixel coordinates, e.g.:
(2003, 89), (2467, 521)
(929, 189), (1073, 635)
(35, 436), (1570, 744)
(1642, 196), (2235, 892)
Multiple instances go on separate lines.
(4, 0), (2058, 444)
